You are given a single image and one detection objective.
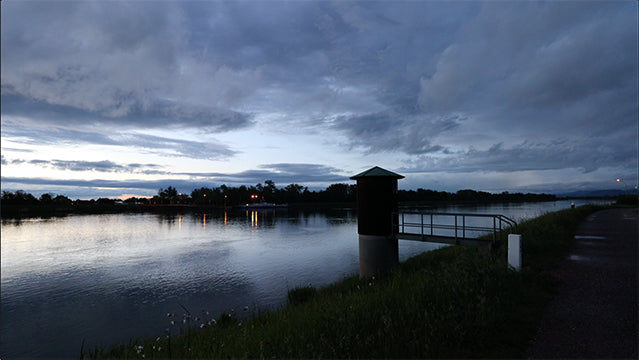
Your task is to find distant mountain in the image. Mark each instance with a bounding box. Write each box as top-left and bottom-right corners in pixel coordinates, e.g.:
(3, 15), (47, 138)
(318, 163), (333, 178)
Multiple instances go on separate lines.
(558, 189), (636, 198)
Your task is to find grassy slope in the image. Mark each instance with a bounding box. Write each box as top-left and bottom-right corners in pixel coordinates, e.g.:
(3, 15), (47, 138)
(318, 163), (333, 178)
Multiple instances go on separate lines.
(89, 205), (601, 359)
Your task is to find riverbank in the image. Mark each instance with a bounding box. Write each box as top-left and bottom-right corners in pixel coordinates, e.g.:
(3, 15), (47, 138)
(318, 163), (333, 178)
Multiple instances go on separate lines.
(86, 205), (604, 359)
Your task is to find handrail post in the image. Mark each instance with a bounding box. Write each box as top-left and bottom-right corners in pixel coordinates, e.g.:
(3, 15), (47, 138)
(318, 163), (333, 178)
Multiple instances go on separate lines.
(462, 215), (466, 239)
(420, 213), (424, 238)
(430, 214), (433, 236)
(455, 215), (458, 244)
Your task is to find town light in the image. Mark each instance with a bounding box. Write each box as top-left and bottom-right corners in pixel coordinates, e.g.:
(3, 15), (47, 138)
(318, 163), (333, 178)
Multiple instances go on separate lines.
(616, 178), (629, 193)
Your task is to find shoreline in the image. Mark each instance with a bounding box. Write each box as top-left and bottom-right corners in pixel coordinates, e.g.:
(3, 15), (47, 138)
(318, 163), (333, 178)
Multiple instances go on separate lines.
(1, 197), (617, 220)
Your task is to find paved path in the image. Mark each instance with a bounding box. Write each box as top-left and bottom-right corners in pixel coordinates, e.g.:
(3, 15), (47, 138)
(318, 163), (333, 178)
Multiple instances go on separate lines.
(526, 208), (638, 359)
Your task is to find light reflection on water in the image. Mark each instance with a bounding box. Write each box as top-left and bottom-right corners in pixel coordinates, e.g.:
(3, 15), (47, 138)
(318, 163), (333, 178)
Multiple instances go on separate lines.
(0, 200), (607, 358)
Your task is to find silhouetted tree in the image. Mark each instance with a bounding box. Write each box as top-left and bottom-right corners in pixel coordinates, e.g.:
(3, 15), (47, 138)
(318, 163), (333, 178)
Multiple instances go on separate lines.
(283, 183), (305, 203)
(158, 186), (179, 204)
(39, 193), (54, 204)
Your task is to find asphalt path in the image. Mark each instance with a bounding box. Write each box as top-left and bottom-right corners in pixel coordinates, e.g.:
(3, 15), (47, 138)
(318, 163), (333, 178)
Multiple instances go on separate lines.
(526, 208), (638, 359)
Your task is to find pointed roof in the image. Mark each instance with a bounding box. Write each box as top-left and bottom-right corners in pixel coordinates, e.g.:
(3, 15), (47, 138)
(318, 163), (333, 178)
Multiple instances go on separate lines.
(350, 166), (405, 180)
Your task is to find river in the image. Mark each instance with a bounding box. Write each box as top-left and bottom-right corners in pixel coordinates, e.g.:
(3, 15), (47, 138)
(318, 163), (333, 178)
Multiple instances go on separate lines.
(0, 199), (607, 358)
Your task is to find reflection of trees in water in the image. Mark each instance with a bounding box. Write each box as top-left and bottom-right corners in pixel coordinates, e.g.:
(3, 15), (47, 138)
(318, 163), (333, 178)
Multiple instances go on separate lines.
(153, 208), (358, 229)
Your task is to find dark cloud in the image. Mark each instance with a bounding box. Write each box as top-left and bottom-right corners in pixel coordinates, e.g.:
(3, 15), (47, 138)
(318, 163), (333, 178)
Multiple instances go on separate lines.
(332, 111), (460, 155)
(1, 93), (253, 133)
(326, 1), (637, 175)
(122, 134), (237, 160)
(1, 117), (120, 146)
(27, 159), (165, 174)
(1, 1), (254, 134)
(417, 2), (637, 127)
(400, 135), (637, 175)
(1, 120), (237, 160)
(180, 163), (347, 185)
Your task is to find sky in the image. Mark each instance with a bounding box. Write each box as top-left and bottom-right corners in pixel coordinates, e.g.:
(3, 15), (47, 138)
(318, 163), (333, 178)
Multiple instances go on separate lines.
(1, 0), (637, 199)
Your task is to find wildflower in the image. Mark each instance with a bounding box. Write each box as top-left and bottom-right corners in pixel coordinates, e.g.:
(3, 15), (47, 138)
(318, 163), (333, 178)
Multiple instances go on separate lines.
(170, 320), (175, 325)
(200, 323), (205, 329)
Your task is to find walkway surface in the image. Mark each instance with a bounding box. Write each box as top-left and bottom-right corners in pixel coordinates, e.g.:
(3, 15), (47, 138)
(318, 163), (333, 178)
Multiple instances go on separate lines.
(526, 208), (638, 359)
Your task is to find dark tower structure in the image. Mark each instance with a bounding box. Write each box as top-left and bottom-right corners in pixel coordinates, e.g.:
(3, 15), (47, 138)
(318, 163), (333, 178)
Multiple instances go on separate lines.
(350, 166), (404, 277)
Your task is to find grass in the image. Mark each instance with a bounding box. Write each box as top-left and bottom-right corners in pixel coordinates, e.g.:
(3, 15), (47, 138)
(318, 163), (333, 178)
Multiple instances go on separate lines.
(86, 205), (603, 359)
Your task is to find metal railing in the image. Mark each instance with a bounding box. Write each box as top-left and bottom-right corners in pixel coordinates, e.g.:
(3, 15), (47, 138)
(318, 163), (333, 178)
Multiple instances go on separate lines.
(393, 211), (517, 245)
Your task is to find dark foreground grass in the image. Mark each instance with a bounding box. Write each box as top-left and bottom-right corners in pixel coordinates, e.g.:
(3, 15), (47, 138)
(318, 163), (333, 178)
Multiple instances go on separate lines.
(87, 205), (602, 359)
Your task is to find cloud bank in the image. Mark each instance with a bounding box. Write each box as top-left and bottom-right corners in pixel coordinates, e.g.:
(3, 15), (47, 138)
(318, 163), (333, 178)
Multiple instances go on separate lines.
(1, 1), (637, 197)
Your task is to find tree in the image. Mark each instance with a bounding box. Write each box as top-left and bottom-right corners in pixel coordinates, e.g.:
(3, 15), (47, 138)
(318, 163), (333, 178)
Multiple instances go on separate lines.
(39, 193), (54, 204)
(1, 190), (37, 205)
(262, 180), (277, 202)
(283, 183), (305, 203)
(324, 183), (355, 202)
(158, 186), (179, 204)
(53, 195), (73, 206)
(159, 186), (178, 198)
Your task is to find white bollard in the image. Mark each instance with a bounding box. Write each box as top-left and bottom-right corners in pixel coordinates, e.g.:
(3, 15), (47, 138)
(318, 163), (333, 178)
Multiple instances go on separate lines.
(508, 234), (522, 271)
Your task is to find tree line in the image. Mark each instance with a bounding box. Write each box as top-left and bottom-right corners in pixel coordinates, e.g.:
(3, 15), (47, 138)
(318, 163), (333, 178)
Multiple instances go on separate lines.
(146, 181), (357, 206)
(2, 181), (556, 212)
(398, 188), (557, 203)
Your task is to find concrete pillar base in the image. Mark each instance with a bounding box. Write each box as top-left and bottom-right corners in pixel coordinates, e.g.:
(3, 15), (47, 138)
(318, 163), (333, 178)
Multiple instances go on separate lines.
(359, 234), (399, 277)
